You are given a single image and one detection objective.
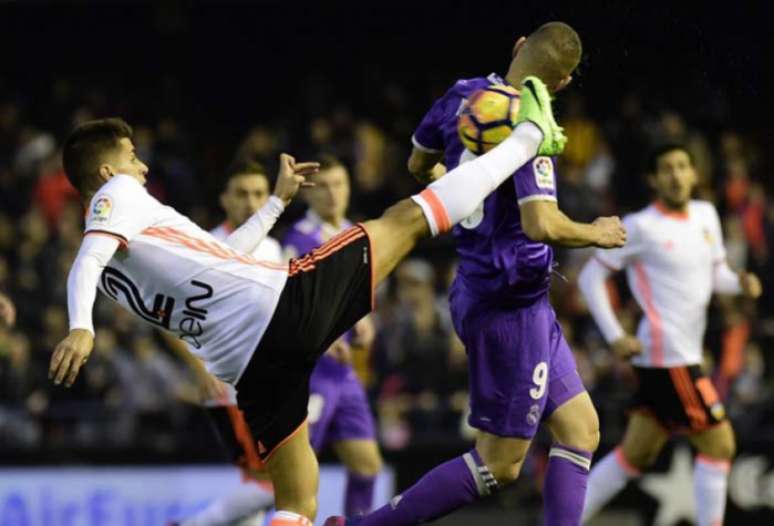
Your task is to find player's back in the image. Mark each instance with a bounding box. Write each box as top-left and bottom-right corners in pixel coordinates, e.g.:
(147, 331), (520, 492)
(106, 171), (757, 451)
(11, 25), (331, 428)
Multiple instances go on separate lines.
(86, 174), (288, 383)
(413, 74), (557, 304)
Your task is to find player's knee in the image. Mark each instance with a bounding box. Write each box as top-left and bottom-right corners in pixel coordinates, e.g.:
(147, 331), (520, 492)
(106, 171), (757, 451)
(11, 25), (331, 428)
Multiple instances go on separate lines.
(701, 429), (736, 461)
(553, 404), (600, 453)
(350, 453), (383, 478)
(486, 458), (524, 485)
(623, 443), (661, 470)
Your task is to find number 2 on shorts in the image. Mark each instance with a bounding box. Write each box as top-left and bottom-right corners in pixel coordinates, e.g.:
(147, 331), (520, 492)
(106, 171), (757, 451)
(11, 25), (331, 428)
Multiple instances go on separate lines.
(530, 362), (548, 400)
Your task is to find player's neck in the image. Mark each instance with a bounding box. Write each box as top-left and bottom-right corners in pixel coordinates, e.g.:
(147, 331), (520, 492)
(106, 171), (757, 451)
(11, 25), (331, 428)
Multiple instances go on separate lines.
(654, 199), (690, 218)
(505, 66), (529, 89)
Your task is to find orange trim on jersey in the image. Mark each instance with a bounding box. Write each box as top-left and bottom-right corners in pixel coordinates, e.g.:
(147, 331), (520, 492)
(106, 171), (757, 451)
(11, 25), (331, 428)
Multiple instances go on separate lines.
(357, 222), (377, 311)
(633, 262), (664, 366)
(288, 226), (365, 277)
(226, 404), (265, 473)
(419, 188), (452, 233)
(653, 201), (689, 221)
(261, 418), (309, 463)
(142, 226), (288, 271)
(696, 454), (731, 473)
(614, 446), (641, 476)
(669, 367), (707, 429)
(85, 230), (128, 249)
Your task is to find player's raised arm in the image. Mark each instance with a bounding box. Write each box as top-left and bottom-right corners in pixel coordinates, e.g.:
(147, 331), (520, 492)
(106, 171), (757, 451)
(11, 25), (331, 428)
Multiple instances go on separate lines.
(224, 153), (319, 254)
(50, 234), (120, 386)
(408, 85), (455, 184)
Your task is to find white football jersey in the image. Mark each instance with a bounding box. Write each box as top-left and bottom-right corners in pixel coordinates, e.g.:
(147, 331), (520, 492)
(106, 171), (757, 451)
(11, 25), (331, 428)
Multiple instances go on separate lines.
(210, 221), (283, 262)
(85, 175), (289, 383)
(594, 201), (726, 367)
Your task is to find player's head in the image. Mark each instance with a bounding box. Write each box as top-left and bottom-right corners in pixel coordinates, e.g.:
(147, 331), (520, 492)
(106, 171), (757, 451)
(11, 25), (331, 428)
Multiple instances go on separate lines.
(508, 22), (582, 93)
(63, 118), (148, 195)
(220, 159), (272, 228)
(303, 154), (350, 223)
(647, 143), (697, 209)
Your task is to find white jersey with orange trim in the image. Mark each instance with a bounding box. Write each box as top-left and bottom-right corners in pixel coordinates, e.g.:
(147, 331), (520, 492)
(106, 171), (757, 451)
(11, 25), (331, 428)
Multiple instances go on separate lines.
(210, 222), (283, 262)
(589, 200), (734, 368)
(84, 174), (289, 383)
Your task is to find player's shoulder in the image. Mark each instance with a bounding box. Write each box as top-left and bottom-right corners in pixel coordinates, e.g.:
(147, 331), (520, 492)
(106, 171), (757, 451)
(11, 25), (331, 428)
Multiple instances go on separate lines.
(688, 199), (720, 221)
(450, 73), (503, 96)
(621, 206), (654, 232)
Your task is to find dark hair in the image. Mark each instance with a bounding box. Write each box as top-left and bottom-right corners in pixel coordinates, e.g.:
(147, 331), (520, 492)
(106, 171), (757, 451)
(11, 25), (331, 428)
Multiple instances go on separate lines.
(317, 153), (345, 172)
(223, 158), (269, 190)
(648, 143), (693, 174)
(62, 118), (133, 193)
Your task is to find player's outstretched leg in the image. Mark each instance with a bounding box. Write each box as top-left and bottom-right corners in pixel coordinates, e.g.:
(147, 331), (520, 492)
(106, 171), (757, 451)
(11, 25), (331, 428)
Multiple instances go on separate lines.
(581, 412), (669, 523)
(265, 423), (318, 525)
(361, 76), (563, 286)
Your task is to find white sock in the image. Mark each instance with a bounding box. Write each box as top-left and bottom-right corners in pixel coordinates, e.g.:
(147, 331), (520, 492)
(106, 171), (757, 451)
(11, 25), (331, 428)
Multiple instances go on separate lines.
(412, 122), (542, 235)
(181, 482), (274, 526)
(270, 510), (312, 525)
(694, 454), (730, 526)
(582, 447), (641, 523)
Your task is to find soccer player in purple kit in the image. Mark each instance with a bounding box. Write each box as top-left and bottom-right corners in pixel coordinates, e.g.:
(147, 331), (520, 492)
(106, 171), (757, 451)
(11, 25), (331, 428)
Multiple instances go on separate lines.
(325, 22), (626, 526)
(283, 154), (383, 517)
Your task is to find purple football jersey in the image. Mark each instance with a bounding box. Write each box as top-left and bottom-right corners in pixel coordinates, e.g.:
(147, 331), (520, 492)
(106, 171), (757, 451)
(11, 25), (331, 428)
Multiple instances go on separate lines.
(282, 210), (355, 376)
(413, 73), (558, 303)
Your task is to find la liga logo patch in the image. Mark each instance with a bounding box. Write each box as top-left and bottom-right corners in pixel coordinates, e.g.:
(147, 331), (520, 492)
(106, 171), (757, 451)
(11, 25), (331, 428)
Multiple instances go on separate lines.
(91, 195), (113, 223)
(533, 156), (555, 190)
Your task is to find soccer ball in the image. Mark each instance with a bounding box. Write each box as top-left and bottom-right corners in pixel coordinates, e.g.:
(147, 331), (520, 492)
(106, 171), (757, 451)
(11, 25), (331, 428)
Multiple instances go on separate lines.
(458, 84), (520, 155)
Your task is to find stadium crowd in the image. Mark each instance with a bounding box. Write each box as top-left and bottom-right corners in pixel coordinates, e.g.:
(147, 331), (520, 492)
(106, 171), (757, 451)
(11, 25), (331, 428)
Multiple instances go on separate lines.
(1, 74), (773, 463)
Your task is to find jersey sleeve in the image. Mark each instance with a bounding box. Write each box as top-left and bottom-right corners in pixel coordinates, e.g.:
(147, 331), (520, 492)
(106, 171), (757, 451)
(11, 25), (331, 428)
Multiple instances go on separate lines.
(705, 203), (727, 264)
(411, 86), (458, 153)
(84, 176), (158, 245)
(593, 214), (642, 271)
(513, 156), (558, 205)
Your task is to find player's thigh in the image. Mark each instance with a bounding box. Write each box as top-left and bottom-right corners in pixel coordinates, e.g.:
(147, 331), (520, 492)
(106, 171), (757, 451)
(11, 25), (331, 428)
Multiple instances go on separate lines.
(361, 198), (430, 284)
(688, 420), (736, 460)
(545, 391), (600, 452)
(620, 411), (670, 470)
(265, 422), (320, 519)
(332, 439), (383, 477)
(475, 430), (531, 484)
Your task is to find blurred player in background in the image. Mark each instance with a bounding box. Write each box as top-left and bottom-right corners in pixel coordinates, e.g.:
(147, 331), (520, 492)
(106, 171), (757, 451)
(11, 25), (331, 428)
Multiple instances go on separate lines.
(50, 76), (565, 526)
(329, 22), (626, 526)
(174, 159), (283, 525)
(283, 154), (382, 517)
(578, 144), (762, 526)
(0, 292), (16, 328)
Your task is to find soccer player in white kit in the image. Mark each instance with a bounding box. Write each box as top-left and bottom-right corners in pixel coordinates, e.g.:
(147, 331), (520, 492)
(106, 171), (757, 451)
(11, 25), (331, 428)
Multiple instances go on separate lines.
(47, 79), (582, 526)
(175, 159), (284, 526)
(578, 144), (762, 526)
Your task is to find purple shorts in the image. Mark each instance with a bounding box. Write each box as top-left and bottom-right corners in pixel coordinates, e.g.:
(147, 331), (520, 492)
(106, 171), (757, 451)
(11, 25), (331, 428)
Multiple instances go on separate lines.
(450, 290), (585, 439)
(307, 356), (376, 452)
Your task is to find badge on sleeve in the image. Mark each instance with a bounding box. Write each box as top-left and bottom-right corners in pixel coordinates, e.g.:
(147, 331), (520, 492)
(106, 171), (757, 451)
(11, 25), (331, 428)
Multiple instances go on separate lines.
(91, 195), (113, 223)
(533, 157), (555, 190)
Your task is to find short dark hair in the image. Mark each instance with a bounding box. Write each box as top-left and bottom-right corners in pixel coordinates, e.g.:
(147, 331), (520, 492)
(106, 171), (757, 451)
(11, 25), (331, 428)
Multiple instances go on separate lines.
(317, 153), (345, 172)
(62, 118), (133, 193)
(648, 143), (693, 174)
(223, 158), (268, 190)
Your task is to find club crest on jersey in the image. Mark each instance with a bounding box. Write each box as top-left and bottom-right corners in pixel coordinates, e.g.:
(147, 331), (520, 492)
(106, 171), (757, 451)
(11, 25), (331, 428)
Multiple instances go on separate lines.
(533, 157), (555, 190)
(91, 195), (113, 223)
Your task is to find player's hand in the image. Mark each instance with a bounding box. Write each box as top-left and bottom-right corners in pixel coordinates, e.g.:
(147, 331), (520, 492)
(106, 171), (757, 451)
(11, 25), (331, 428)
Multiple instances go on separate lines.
(199, 372), (230, 403)
(273, 153), (319, 206)
(610, 335), (643, 359)
(326, 338), (352, 365)
(740, 272), (762, 299)
(411, 163), (447, 184)
(0, 293), (16, 328)
(592, 216), (627, 248)
(49, 329), (94, 387)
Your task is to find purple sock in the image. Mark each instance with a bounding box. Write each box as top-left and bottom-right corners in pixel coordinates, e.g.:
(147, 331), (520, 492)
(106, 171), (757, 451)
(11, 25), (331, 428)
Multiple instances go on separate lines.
(357, 449), (496, 526)
(345, 472), (376, 517)
(543, 444), (593, 526)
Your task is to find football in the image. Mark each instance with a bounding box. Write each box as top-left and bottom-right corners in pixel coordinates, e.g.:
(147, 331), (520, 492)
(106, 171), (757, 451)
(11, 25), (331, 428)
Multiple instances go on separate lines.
(457, 84), (520, 155)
